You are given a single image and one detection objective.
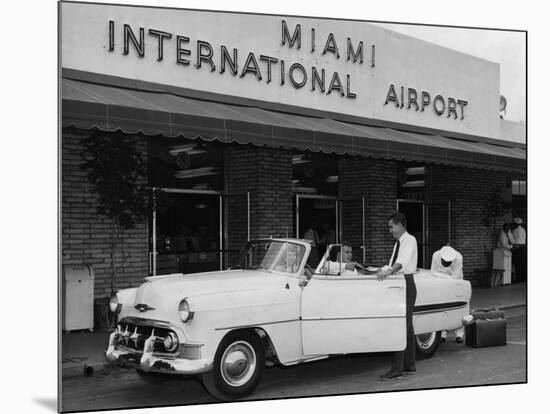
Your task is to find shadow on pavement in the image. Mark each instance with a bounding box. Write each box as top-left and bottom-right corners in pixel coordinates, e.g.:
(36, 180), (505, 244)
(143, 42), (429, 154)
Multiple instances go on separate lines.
(33, 397), (57, 412)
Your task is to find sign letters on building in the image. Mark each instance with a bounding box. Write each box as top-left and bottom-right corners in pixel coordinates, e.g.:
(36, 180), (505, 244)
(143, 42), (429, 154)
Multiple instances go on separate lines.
(108, 20), (468, 120)
(108, 20), (374, 99)
(63, 4), (500, 136)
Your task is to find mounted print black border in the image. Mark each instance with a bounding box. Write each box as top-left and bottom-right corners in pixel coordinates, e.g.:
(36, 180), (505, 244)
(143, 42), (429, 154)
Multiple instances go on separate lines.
(58, 1), (528, 413)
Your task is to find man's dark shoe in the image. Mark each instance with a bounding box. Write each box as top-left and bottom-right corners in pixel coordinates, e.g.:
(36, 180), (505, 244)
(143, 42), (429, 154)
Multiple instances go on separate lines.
(403, 369), (417, 375)
(440, 337), (446, 343)
(380, 370), (403, 381)
(456, 337), (464, 344)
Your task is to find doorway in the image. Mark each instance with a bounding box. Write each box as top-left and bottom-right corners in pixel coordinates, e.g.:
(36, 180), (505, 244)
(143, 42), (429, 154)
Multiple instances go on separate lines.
(396, 199), (427, 268)
(151, 188), (222, 276)
(295, 194), (339, 266)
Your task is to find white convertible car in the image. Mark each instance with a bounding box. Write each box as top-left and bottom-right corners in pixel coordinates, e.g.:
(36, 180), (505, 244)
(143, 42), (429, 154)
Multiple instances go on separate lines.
(106, 238), (471, 400)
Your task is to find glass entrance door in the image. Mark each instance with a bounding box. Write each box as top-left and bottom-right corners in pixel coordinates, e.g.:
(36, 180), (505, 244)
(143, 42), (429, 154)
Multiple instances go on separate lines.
(396, 199), (426, 268)
(151, 188), (222, 276)
(295, 194), (339, 267)
(338, 197), (368, 265)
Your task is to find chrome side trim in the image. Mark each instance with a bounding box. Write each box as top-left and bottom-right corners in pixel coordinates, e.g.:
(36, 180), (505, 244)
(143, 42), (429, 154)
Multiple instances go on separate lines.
(214, 319), (300, 331)
(215, 314), (405, 331)
(302, 315), (405, 321)
(413, 304), (468, 316)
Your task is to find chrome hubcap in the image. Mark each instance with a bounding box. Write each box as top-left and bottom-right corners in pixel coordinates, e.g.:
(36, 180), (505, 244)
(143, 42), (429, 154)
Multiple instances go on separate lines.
(416, 332), (436, 350)
(220, 341), (256, 387)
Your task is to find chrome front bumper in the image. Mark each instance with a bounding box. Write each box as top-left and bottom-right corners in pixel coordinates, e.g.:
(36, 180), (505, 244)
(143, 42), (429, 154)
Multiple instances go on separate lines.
(105, 331), (213, 375)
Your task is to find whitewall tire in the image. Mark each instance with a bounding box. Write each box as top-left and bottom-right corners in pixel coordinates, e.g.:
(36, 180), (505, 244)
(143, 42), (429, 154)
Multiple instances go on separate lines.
(202, 330), (265, 400)
(415, 331), (442, 359)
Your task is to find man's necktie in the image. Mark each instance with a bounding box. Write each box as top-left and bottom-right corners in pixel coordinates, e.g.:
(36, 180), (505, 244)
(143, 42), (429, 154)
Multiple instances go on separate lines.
(391, 240), (400, 266)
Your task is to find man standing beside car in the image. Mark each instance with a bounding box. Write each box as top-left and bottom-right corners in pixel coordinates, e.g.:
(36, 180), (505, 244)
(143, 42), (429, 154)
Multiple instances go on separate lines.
(376, 212), (418, 380)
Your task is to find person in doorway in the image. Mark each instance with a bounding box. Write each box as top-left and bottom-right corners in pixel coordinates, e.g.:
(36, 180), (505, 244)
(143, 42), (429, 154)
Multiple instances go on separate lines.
(430, 245), (464, 343)
(317, 225), (327, 257)
(319, 223), (336, 257)
(324, 223), (336, 246)
(376, 212), (418, 381)
(190, 226), (200, 252)
(323, 242), (365, 275)
(173, 224), (189, 252)
(303, 223), (320, 267)
(512, 217), (526, 282)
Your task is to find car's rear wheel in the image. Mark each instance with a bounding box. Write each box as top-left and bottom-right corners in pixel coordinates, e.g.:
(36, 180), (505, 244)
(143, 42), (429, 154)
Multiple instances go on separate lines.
(202, 330), (265, 401)
(415, 331), (441, 359)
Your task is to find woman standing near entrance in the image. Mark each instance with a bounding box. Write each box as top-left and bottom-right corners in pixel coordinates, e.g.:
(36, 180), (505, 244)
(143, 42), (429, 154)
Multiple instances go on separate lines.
(493, 223), (514, 286)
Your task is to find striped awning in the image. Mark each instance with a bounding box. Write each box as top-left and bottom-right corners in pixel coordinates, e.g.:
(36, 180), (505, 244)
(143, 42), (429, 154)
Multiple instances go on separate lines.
(62, 77), (526, 172)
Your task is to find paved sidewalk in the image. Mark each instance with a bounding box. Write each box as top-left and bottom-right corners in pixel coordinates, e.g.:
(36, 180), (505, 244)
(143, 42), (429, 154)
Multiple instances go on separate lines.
(470, 282), (526, 310)
(61, 330), (110, 378)
(61, 282), (527, 379)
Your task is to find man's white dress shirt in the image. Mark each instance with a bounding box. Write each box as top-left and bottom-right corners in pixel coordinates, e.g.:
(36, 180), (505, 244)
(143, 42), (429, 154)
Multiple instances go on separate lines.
(389, 231), (418, 274)
(512, 225), (526, 245)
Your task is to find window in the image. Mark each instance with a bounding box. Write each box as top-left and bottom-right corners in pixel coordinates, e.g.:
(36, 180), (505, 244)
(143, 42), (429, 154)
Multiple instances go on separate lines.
(511, 180), (526, 196)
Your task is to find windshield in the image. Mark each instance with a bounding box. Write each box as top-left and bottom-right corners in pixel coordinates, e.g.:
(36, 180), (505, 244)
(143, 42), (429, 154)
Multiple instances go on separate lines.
(315, 244), (344, 275)
(314, 244), (374, 276)
(235, 240), (306, 273)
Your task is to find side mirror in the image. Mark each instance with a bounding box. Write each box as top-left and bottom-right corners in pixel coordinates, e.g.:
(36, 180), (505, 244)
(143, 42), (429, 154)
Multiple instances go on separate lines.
(299, 278), (309, 288)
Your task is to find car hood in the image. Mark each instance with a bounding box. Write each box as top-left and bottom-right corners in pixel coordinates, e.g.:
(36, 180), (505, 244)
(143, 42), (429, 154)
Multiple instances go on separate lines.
(124, 270), (289, 319)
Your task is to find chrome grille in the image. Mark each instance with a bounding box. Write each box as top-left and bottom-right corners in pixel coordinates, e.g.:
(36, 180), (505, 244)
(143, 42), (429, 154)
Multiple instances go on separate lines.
(116, 319), (174, 353)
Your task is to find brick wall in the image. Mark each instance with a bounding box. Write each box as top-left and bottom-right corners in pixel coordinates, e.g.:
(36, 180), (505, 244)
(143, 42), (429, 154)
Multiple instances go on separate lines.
(62, 128), (149, 298)
(225, 145), (293, 264)
(339, 157), (398, 266)
(340, 159), (517, 283)
(426, 164), (512, 283)
(62, 127), (521, 290)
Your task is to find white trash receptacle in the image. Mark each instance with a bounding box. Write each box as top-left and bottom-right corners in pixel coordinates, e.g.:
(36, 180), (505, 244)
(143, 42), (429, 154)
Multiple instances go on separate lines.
(62, 264), (94, 332)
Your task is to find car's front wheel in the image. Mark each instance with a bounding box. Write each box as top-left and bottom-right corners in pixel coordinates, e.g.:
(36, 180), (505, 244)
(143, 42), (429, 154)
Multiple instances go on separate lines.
(415, 331), (441, 359)
(202, 330), (265, 401)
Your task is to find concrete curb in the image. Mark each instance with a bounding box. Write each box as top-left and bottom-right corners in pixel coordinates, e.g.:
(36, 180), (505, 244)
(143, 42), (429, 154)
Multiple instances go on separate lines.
(493, 302), (526, 310)
(471, 302), (526, 311)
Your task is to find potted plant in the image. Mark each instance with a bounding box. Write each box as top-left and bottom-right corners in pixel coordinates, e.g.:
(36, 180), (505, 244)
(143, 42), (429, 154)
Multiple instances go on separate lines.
(81, 130), (148, 328)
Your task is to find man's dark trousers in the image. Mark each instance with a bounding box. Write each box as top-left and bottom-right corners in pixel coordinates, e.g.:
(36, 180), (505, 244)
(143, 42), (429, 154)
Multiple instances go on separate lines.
(391, 274), (417, 372)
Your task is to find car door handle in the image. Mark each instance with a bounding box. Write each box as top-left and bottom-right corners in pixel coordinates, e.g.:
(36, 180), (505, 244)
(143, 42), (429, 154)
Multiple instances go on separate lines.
(387, 286), (403, 290)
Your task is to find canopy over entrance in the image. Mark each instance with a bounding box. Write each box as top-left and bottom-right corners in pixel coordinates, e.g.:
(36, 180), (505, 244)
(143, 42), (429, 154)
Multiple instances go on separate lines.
(62, 73), (525, 173)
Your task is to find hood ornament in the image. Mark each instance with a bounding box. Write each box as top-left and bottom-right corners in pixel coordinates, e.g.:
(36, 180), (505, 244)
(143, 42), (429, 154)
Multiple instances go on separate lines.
(135, 303), (156, 312)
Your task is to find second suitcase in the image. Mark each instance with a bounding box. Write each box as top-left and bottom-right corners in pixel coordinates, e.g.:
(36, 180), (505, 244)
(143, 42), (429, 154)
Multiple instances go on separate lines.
(466, 318), (507, 347)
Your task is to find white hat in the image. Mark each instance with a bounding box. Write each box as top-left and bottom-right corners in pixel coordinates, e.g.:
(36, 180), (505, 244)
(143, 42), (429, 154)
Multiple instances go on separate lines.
(440, 246), (458, 262)
(514, 217), (523, 224)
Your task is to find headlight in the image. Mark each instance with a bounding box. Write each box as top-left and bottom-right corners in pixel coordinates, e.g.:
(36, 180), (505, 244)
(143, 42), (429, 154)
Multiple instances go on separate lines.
(109, 293), (120, 313)
(178, 299), (194, 322)
(163, 332), (179, 352)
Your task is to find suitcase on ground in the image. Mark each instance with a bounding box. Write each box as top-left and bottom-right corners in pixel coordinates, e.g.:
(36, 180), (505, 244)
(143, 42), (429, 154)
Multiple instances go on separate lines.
(465, 318), (507, 347)
(471, 308), (505, 320)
